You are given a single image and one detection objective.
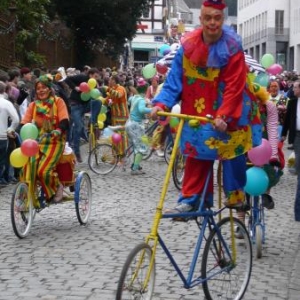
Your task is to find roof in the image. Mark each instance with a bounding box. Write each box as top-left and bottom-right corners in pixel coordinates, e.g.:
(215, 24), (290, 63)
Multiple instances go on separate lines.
(184, 0), (200, 9)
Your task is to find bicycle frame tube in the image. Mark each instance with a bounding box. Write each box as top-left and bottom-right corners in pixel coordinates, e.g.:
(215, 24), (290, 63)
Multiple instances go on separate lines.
(251, 196), (265, 243)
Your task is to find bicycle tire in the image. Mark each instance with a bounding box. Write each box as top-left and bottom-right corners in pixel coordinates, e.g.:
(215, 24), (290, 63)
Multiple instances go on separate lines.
(172, 151), (185, 190)
(75, 171), (92, 225)
(164, 140), (173, 165)
(88, 143), (118, 175)
(202, 217), (252, 300)
(255, 225), (263, 259)
(11, 182), (34, 239)
(116, 242), (155, 300)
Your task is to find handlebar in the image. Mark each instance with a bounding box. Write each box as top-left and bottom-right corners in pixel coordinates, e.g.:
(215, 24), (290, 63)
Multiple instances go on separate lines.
(157, 111), (215, 124)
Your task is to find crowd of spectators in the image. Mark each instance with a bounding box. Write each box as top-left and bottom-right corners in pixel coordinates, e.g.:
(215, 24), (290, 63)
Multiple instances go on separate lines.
(0, 62), (299, 187)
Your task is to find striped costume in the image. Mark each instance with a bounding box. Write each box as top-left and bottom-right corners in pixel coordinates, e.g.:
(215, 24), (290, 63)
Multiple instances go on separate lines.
(21, 96), (69, 200)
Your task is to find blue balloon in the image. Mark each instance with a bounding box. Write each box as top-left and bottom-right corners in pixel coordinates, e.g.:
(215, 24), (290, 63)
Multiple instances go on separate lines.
(245, 167), (269, 196)
(103, 127), (113, 138)
(159, 44), (171, 56)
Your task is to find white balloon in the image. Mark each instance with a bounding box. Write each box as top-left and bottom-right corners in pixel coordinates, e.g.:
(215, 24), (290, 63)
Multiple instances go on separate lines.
(171, 104), (181, 114)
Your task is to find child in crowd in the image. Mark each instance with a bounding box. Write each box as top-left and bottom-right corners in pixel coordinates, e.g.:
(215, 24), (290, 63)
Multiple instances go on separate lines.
(125, 78), (152, 175)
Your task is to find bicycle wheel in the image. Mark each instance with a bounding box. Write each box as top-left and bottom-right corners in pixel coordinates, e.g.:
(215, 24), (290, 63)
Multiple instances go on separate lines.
(255, 225), (263, 259)
(172, 151), (185, 190)
(75, 171), (92, 225)
(11, 182), (34, 239)
(142, 132), (154, 161)
(88, 143), (118, 175)
(164, 140), (173, 165)
(116, 243), (155, 300)
(202, 217), (252, 300)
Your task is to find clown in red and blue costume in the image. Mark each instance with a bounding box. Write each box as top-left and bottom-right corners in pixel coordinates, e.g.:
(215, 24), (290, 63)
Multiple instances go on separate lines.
(152, 21), (262, 209)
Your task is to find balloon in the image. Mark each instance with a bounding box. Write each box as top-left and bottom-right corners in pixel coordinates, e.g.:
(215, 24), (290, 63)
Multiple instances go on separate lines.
(245, 167), (269, 196)
(248, 138), (272, 166)
(98, 113), (107, 122)
(169, 117), (179, 128)
(20, 123), (38, 141)
(90, 88), (101, 99)
(21, 139), (39, 157)
(112, 133), (122, 144)
(163, 49), (171, 56)
(171, 104), (181, 114)
(79, 82), (90, 93)
(267, 63), (283, 76)
(88, 78), (97, 89)
(81, 92), (91, 101)
(97, 121), (104, 129)
(156, 62), (168, 75)
(159, 44), (171, 56)
(10, 148), (29, 168)
(103, 127), (114, 137)
(260, 53), (275, 69)
(254, 73), (269, 87)
(142, 63), (156, 79)
(100, 105), (108, 114)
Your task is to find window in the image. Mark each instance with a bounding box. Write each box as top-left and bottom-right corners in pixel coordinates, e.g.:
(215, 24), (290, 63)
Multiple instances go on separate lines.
(275, 10), (284, 35)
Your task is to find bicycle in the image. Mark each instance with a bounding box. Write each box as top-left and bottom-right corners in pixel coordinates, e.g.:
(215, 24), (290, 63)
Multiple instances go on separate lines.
(11, 136), (93, 239)
(116, 112), (253, 300)
(172, 149), (185, 190)
(88, 120), (159, 175)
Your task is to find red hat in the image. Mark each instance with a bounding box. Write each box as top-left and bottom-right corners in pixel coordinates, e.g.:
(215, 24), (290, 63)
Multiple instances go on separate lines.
(20, 67), (31, 75)
(202, 0), (226, 10)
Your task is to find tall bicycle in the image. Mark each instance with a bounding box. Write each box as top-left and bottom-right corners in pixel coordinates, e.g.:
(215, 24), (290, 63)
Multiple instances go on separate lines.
(116, 112), (252, 300)
(11, 137), (92, 239)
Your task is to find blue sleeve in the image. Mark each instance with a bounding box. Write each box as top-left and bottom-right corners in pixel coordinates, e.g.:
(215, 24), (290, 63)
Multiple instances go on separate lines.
(152, 47), (184, 109)
(138, 100), (152, 115)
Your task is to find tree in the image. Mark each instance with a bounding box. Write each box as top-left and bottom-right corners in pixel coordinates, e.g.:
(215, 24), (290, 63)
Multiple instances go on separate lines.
(48, 0), (153, 65)
(1, 0), (51, 66)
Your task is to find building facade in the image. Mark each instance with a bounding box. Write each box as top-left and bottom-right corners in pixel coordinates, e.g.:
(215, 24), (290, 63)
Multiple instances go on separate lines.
(238, 0), (300, 73)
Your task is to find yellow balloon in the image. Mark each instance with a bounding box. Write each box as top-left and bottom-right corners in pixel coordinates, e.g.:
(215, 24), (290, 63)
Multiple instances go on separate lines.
(10, 148), (29, 168)
(98, 113), (107, 122)
(88, 78), (97, 89)
(98, 121), (104, 129)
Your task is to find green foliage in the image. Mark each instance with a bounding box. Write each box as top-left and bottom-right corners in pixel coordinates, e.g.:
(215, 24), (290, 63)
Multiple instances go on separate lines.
(50, 0), (153, 64)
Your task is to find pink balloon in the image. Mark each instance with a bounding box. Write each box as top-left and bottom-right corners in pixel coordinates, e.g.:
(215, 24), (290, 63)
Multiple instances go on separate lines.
(21, 139), (39, 157)
(267, 64), (283, 75)
(112, 133), (122, 144)
(248, 138), (272, 166)
(79, 82), (90, 93)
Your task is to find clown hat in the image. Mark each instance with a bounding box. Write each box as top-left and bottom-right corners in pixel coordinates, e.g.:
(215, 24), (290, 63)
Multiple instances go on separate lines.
(202, 0), (226, 10)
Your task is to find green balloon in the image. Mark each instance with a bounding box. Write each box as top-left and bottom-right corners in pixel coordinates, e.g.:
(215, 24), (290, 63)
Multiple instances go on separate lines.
(254, 73), (269, 87)
(90, 88), (101, 99)
(81, 92), (91, 101)
(260, 54), (274, 69)
(169, 117), (179, 128)
(100, 105), (108, 114)
(142, 63), (156, 79)
(20, 123), (39, 141)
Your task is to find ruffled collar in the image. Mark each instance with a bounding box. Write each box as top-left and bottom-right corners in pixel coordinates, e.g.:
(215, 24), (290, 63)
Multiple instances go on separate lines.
(181, 25), (243, 68)
(35, 96), (55, 117)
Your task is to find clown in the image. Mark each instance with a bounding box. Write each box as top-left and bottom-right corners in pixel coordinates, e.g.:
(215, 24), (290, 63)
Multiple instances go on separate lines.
(20, 74), (70, 203)
(151, 0), (262, 212)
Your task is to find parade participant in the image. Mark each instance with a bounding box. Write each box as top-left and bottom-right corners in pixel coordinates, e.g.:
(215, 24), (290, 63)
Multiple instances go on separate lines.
(20, 74), (69, 203)
(281, 80), (300, 221)
(125, 78), (152, 175)
(151, 0), (261, 212)
(104, 75), (129, 163)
